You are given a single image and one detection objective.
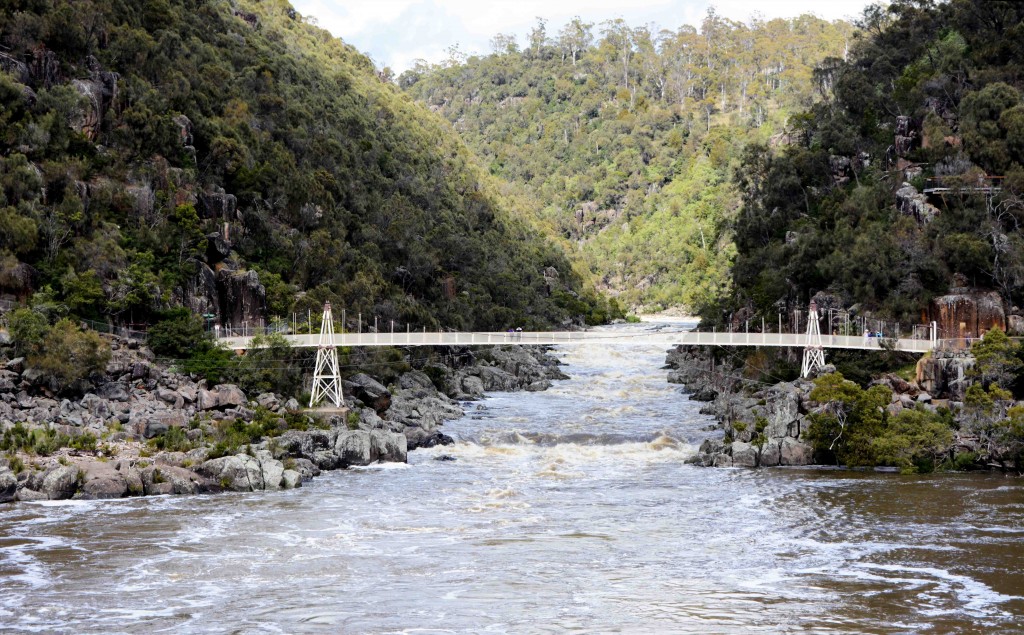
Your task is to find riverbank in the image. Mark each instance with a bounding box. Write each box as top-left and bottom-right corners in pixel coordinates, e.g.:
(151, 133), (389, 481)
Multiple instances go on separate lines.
(0, 339), (567, 502)
(665, 344), (1024, 472)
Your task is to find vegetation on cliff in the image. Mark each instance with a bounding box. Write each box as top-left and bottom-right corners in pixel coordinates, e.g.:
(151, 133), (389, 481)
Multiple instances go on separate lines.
(402, 12), (853, 310)
(718, 0), (1024, 327)
(0, 0), (610, 342)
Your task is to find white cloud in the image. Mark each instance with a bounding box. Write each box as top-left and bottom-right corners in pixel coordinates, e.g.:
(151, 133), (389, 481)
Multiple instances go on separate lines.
(291, 0), (871, 72)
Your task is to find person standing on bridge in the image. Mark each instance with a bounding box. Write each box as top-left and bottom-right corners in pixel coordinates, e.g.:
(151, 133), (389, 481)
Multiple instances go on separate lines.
(863, 329), (870, 345)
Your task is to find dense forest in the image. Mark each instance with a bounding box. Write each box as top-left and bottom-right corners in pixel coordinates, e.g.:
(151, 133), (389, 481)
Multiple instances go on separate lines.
(402, 13), (854, 310)
(0, 0), (616, 336)
(720, 0), (1024, 327)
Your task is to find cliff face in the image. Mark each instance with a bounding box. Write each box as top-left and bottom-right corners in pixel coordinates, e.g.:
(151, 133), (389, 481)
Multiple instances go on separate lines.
(929, 290), (1006, 340)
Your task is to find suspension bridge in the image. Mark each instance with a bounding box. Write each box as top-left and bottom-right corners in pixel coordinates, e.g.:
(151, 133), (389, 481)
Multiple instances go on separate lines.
(214, 302), (948, 408)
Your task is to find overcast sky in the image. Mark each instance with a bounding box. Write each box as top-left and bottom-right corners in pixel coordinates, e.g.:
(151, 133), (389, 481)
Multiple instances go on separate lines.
(291, 0), (875, 73)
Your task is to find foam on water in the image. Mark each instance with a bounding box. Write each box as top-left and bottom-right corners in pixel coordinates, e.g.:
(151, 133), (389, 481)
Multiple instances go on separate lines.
(1, 320), (1022, 633)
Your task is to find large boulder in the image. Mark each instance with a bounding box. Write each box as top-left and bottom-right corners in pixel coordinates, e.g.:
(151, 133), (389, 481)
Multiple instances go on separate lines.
(398, 370), (435, 391)
(731, 441), (758, 468)
(371, 429), (407, 463)
(79, 460), (128, 499)
(202, 450), (292, 491)
(198, 454), (266, 491)
(0, 468), (17, 503)
(198, 384), (247, 411)
(780, 437), (814, 466)
(41, 465), (81, 500)
(335, 430), (374, 466)
(334, 429), (407, 465)
(475, 366), (518, 392)
(344, 374), (391, 414)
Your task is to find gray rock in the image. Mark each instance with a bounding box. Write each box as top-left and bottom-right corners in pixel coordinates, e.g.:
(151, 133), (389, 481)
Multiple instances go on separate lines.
(178, 386), (197, 404)
(0, 468), (17, 503)
(131, 362), (151, 381)
(917, 392), (933, 403)
(156, 388), (183, 409)
(281, 469), (301, 489)
(5, 358), (25, 374)
(97, 382), (129, 402)
(371, 429), (407, 463)
(780, 437), (814, 466)
(731, 442), (758, 468)
(335, 430), (374, 466)
(398, 370), (435, 391)
(310, 450), (343, 470)
(475, 366), (518, 392)
(198, 454), (265, 491)
(197, 389), (218, 410)
(79, 461), (128, 499)
(41, 465), (81, 500)
(289, 458), (320, 481)
(759, 440), (781, 467)
(712, 453), (733, 468)
(256, 393), (280, 410)
(21, 367), (44, 385)
(459, 375), (485, 398)
(344, 374), (391, 414)
(214, 384), (246, 408)
(284, 398), (300, 411)
(689, 386), (718, 402)
(17, 488), (47, 502)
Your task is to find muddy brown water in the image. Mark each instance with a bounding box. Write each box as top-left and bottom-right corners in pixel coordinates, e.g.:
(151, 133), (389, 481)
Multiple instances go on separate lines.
(1, 322), (1021, 633)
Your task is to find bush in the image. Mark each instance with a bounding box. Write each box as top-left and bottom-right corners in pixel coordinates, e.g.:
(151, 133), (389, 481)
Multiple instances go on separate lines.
(27, 319), (111, 391)
(806, 372), (955, 471)
(7, 308), (49, 356)
(148, 308), (212, 359)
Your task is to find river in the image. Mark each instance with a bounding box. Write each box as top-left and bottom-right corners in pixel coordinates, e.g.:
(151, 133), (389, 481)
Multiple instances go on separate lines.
(1, 321), (1022, 634)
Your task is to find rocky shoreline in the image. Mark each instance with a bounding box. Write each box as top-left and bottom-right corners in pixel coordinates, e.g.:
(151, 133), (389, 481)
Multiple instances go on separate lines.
(665, 344), (1010, 470)
(0, 338), (567, 503)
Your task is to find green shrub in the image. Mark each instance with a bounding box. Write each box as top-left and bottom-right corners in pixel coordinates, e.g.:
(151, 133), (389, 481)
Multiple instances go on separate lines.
(27, 319), (111, 391)
(150, 426), (194, 452)
(147, 308), (211, 359)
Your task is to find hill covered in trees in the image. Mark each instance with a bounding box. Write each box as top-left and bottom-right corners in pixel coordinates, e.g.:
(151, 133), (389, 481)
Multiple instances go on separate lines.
(401, 12), (853, 311)
(720, 0), (1024, 328)
(0, 0), (613, 334)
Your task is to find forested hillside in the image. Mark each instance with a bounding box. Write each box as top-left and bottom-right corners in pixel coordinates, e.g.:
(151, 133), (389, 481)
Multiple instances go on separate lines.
(720, 0), (1024, 328)
(402, 13), (853, 311)
(0, 0), (611, 334)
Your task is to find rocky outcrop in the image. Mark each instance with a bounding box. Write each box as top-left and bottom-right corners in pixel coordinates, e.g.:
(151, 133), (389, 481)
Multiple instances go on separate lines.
(929, 289), (1005, 340)
(896, 181), (940, 224)
(198, 450), (295, 491)
(334, 429), (408, 466)
(916, 353), (974, 400)
(217, 268), (266, 327)
(344, 374), (391, 415)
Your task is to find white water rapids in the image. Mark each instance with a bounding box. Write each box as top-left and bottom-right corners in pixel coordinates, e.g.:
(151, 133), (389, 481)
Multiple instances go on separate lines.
(1, 321), (1022, 633)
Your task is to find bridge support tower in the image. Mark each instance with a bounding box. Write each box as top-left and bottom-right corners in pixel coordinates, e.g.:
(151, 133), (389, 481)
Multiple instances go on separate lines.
(801, 300), (826, 378)
(310, 302), (343, 408)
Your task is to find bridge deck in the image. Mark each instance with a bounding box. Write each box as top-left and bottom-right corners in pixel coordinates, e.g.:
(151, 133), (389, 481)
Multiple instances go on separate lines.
(218, 331), (936, 353)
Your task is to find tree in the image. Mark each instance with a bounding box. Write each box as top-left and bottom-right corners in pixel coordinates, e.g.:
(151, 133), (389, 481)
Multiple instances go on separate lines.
(970, 328), (1021, 388)
(7, 307), (49, 357)
(28, 319), (111, 391)
(147, 308), (211, 359)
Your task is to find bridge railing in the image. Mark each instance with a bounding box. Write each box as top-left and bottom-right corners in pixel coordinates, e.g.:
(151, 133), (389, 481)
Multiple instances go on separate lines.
(216, 329), (943, 353)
